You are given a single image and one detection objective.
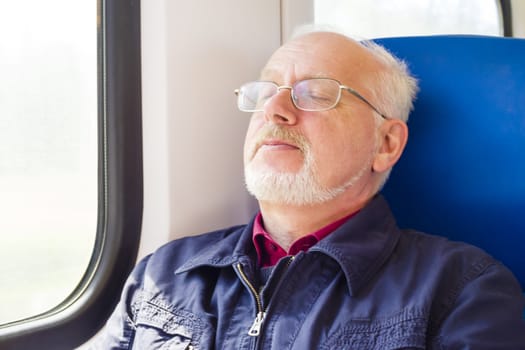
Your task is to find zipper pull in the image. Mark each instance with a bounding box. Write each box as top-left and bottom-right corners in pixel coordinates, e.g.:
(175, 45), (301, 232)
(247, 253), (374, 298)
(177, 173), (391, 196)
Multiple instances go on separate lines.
(248, 311), (266, 336)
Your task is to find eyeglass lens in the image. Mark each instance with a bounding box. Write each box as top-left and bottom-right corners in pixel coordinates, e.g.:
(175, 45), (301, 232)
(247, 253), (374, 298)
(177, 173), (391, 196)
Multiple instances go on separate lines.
(238, 79), (342, 112)
(293, 79), (340, 111)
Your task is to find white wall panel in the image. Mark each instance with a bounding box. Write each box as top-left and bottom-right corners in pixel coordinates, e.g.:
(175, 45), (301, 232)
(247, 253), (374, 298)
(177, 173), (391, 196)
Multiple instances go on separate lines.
(140, 0), (171, 258)
(281, 0), (314, 41)
(140, 0), (281, 258)
(512, 0), (525, 37)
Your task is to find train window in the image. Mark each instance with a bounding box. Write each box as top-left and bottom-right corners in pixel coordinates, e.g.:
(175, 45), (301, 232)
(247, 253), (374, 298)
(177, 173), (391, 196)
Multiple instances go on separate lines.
(0, 0), (142, 348)
(314, 0), (503, 38)
(0, 1), (97, 325)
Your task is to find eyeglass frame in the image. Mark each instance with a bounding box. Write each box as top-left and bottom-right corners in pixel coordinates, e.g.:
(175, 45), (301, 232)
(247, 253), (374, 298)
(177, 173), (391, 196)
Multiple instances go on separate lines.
(234, 77), (388, 119)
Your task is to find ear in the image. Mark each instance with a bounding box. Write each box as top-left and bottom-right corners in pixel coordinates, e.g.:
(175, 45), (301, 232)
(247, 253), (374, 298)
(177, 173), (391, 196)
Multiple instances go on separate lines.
(372, 119), (409, 173)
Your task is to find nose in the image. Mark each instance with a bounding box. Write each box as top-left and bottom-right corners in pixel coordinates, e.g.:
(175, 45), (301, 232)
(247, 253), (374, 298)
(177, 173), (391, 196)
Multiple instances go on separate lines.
(262, 87), (298, 125)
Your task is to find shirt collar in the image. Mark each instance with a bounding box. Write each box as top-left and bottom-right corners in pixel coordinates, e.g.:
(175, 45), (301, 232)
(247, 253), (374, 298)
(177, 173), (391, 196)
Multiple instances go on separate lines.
(253, 211), (358, 267)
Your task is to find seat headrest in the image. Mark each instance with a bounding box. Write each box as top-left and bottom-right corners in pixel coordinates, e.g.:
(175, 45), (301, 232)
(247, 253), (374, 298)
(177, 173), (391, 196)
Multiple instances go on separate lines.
(377, 35), (525, 289)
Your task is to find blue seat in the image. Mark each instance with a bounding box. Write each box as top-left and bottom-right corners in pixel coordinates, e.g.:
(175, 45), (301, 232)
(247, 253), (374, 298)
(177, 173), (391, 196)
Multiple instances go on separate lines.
(377, 36), (525, 292)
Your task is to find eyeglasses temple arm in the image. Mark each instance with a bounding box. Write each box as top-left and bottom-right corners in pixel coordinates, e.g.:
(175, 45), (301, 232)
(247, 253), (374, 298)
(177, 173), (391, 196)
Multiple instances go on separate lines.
(342, 86), (388, 119)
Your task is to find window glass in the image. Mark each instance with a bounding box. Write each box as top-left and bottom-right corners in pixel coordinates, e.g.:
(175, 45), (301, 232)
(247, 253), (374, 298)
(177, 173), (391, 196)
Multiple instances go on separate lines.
(0, 1), (97, 324)
(314, 0), (501, 38)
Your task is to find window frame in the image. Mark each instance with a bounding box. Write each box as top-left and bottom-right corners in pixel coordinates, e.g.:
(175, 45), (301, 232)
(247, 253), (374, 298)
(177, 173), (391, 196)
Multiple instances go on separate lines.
(500, 0), (513, 36)
(0, 0), (143, 348)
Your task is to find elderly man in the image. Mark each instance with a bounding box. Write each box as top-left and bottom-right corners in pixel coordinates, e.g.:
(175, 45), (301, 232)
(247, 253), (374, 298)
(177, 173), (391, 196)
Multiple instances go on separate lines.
(96, 31), (525, 349)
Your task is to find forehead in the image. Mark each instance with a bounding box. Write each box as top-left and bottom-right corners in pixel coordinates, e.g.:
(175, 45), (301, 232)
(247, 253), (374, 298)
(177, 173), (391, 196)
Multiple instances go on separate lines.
(261, 33), (381, 84)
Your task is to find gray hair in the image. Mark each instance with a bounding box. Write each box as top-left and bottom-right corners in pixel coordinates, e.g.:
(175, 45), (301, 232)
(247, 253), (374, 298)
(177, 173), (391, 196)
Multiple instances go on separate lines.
(356, 39), (418, 190)
(358, 40), (419, 122)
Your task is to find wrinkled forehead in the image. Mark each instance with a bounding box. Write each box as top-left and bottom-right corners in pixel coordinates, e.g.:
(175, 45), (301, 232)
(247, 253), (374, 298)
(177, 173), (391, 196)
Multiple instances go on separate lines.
(260, 32), (383, 85)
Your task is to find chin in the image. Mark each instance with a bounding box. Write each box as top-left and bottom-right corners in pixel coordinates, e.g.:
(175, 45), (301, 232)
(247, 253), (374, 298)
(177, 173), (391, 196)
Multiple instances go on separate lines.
(244, 166), (346, 206)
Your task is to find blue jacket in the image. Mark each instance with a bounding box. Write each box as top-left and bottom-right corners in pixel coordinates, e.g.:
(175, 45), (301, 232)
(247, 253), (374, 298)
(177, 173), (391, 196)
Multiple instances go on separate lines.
(95, 196), (525, 349)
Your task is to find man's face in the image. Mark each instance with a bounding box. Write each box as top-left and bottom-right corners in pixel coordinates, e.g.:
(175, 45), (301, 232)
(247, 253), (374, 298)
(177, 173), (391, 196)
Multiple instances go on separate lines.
(243, 33), (384, 205)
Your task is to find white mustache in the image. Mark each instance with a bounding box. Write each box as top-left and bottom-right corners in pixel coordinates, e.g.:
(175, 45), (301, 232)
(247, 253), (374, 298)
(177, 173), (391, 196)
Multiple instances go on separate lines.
(250, 126), (309, 158)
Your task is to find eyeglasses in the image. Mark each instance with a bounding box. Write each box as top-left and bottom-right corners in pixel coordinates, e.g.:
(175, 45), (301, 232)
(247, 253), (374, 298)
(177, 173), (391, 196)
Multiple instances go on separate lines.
(234, 77), (387, 118)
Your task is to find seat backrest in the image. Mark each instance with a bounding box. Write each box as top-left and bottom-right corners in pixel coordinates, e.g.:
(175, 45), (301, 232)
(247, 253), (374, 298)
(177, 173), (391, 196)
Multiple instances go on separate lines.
(377, 36), (525, 290)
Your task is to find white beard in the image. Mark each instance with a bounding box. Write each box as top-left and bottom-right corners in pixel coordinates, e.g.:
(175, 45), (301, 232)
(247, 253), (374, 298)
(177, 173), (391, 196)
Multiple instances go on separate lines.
(244, 126), (373, 206)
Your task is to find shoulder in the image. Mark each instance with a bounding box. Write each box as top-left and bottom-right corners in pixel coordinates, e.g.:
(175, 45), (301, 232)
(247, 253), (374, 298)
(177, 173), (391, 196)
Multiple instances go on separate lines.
(395, 230), (525, 341)
(397, 229), (496, 270)
(143, 224), (248, 272)
(155, 224), (246, 256)
(118, 224), (248, 306)
(395, 229), (514, 295)
(390, 229), (516, 309)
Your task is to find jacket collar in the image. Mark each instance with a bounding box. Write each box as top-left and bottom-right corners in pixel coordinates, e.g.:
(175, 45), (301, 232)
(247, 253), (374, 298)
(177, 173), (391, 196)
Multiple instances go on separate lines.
(310, 195), (401, 296)
(175, 220), (256, 273)
(176, 195), (401, 296)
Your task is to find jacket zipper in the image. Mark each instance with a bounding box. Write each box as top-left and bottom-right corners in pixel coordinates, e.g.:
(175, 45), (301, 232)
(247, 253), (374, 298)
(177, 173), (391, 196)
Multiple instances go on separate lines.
(236, 256), (295, 337)
(236, 262), (266, 336)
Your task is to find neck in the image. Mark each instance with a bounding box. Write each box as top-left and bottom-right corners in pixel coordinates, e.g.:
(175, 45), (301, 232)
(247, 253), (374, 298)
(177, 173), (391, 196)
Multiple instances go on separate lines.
(258, 189), (373, 251)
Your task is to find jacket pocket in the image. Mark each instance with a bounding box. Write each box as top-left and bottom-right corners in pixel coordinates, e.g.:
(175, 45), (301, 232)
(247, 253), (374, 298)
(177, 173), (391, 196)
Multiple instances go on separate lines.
(132, 298), (213, 350)
(322, 309), (428, 350)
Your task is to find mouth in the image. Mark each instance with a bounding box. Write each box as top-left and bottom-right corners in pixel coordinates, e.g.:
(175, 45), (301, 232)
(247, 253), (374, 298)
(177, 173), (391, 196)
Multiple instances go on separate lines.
(247, 126), (307, 161)
(259, 139), (300, 150)
(247, 138), (300, 163)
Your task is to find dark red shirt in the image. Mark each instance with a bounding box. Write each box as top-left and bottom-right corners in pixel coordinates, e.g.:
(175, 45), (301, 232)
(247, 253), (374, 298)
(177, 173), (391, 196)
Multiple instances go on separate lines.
(252, 211), (357, 267)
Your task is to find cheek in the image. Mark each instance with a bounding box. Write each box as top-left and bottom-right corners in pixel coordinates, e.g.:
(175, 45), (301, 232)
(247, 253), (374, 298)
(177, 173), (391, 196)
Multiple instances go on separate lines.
(243, 116), (263, 162)
(310, 120), (377, 176)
